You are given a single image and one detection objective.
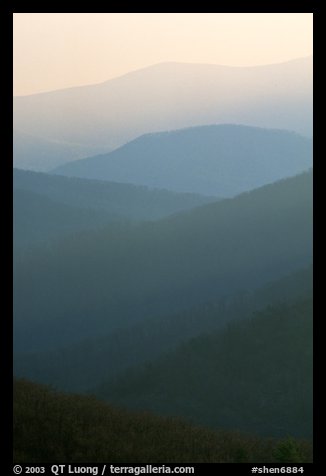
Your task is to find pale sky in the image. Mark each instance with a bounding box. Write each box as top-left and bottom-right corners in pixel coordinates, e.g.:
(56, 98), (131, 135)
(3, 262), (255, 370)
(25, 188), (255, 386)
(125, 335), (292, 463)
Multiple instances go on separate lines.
(13, 13), (313, 96)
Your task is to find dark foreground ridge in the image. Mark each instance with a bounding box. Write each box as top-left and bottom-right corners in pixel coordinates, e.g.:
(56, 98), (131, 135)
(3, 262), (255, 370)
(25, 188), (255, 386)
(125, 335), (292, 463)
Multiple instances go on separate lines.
(14, 379), (312, 464)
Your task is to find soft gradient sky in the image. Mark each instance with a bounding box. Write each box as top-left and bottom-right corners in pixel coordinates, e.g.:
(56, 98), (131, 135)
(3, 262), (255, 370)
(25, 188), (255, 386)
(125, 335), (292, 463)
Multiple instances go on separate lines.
(13, 13), (313, 96)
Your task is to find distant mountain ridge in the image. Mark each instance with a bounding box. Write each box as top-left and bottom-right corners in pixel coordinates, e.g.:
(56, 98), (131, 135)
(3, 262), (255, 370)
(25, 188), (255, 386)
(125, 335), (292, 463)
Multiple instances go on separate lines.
(14, 57), (312, 171)
(53, 124), (312, 196)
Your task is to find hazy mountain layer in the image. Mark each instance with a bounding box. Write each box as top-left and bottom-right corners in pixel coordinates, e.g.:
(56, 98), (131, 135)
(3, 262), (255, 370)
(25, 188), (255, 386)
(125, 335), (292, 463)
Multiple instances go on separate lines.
(14, 171), (312, 354)
(14, 58), (312, 163)
(53, 125), (312, 196)
(14, 266), (312, 393)
(13, 129), (108, 172)
(14, 188), (118, 248)
(54, 125), (312, 197)
(14, 168), (216, 248)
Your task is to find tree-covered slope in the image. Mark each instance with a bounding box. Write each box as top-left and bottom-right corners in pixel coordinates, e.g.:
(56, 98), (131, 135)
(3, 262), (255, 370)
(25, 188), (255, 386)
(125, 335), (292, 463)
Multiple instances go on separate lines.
(99, 298), (313, 439)
(14, 379), (312, 463)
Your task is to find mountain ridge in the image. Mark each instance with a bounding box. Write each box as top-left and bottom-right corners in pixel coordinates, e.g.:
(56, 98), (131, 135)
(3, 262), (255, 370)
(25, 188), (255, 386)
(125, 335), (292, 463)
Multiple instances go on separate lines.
(14, 56), (312, 158)
(14, 56), (313, 98)
(53, 124), (312, 197)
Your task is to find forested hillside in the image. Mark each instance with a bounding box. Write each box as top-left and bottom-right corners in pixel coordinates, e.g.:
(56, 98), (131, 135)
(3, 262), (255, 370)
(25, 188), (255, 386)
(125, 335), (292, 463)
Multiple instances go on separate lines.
(99, 298), (313, 439)
(14, 379), (312, 463)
